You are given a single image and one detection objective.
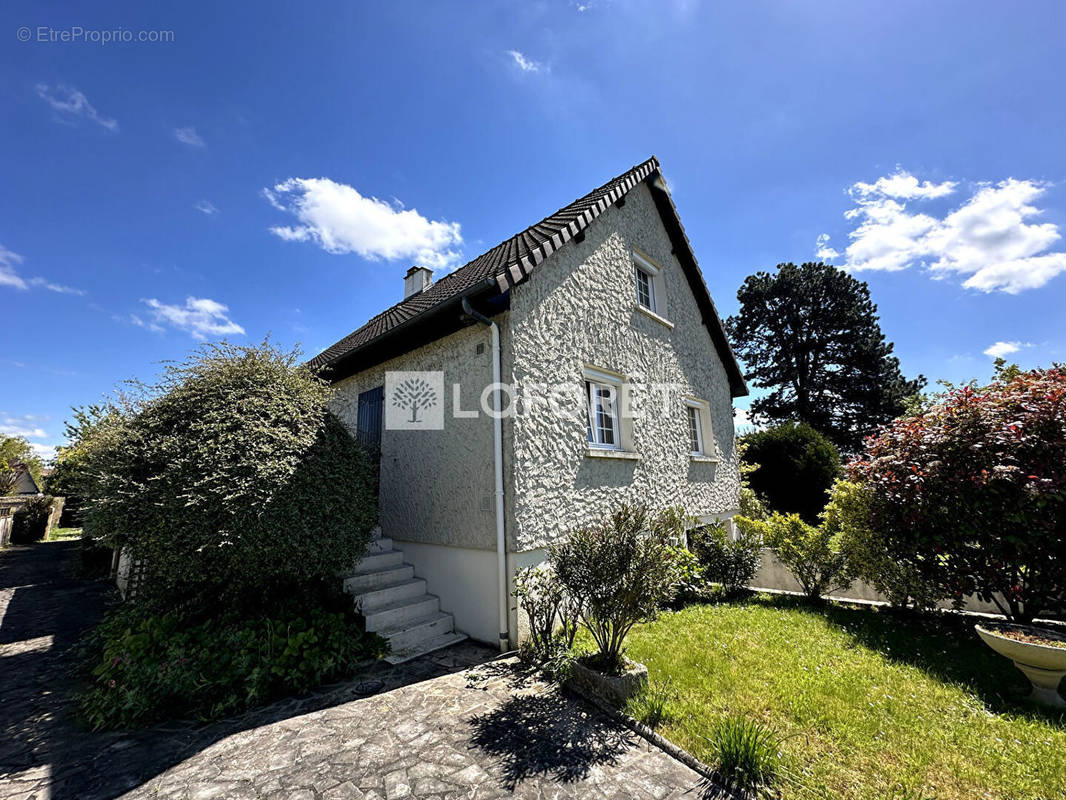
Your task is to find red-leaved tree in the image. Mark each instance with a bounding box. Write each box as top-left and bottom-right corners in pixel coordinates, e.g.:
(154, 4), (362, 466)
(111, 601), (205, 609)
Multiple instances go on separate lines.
(848, 366), (1066, 622)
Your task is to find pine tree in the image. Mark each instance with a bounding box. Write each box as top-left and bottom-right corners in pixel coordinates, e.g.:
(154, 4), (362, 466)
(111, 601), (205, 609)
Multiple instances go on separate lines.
(726, 262), (924, 453)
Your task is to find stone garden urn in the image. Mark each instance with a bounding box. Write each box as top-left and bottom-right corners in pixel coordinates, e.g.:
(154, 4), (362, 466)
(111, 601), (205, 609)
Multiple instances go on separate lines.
(975, 623), (1066, 709)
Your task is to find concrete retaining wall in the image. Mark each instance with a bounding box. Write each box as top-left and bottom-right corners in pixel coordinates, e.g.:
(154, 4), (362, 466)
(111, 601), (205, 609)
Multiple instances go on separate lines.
(749, 549), (1003, 614)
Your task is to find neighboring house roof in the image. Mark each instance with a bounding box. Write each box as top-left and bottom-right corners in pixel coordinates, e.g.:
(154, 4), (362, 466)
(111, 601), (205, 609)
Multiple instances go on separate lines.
(312, 157), (747, 397)
(11, 463), (40, 496)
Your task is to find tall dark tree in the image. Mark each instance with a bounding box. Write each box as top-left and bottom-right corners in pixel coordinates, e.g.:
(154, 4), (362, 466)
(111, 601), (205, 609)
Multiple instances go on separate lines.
(726, 262), (924, 453)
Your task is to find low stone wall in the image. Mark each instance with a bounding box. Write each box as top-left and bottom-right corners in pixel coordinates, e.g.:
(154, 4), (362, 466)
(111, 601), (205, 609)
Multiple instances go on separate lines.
(0, 507), (12, 547)
(0, 495), (66, 544)
(749, 549), (1003, 615)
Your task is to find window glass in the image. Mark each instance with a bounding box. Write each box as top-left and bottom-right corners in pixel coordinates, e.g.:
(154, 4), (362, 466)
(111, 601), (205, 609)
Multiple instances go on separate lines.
(635, 266), (654, 310)
(585, 380), (618, 447)
(687, 405), (702, 453)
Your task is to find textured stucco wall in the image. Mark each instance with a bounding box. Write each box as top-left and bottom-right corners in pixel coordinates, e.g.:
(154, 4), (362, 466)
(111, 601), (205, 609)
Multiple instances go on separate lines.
(506, 182), (741, 552)
(330, 323), (502, 551)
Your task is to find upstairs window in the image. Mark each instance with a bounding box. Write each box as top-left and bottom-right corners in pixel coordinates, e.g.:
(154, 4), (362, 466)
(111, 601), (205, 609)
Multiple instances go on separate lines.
(635, 266), (655, 310)
(687, 405), (703, 454)
(632, 249), (667, 321)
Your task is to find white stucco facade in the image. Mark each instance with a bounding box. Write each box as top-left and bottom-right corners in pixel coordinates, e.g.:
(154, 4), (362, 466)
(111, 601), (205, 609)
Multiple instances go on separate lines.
(504, 182), (741, 552)
(329, 181), (741, 645)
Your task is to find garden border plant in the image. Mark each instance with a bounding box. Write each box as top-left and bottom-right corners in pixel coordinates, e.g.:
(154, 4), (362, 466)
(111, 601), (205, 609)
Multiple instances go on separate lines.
(549, 505), (680, 677)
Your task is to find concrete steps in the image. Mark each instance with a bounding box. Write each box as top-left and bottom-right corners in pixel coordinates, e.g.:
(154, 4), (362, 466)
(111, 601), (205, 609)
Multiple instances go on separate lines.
(344, 537), (467, 663)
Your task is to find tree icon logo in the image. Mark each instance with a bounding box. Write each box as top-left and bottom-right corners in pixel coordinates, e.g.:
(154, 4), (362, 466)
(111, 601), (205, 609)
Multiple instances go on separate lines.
(384, 371), (445, 430)
(391, 377), (438, 422)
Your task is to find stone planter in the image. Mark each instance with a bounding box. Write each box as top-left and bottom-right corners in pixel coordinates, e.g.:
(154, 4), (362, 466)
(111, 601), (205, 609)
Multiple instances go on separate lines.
(975, 623), (1066, 708)
(568, 657), (648, 705)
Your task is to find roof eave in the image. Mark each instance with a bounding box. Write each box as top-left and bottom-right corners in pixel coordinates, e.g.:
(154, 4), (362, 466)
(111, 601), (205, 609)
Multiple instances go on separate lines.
(313, 276), (500, 382)
(644, 173), (749, 398)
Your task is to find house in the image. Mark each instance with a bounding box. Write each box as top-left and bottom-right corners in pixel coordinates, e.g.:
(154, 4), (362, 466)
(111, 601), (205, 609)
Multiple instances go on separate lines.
(10, 463), (41, 496)
(314, 157), (747, 661)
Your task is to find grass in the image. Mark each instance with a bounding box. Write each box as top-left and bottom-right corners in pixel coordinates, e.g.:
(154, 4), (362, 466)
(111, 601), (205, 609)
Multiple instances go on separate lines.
(46, 526), (83, 541)
(612, 595), (1066, 800)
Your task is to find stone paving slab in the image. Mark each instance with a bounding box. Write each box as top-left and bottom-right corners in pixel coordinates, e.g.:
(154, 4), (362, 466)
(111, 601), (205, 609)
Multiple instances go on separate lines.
(122, 660), (706, 799)
(0, 541), (711, 799)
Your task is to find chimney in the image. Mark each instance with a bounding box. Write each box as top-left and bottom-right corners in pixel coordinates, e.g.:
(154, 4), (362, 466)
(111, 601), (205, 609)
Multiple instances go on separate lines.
(404, 265), (433, 299)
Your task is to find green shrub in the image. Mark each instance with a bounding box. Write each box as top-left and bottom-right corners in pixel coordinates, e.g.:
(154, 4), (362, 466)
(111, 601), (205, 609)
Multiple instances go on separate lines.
(689, 521), (762, 594)
(736, 440), (770, 521)
(512, 564), (579, 663)
(79, 531), (114, 579)
(665, 545), (708, 602)
(550, 505), (678, 674)
(827, 481), (942, 610)
(79, 341), (377, 611)
(77, 590), (387, 730)
(742, 423), (841, 523)
(707, 716), (781, 794)
(11, 495), (53, 543)
(737, 511), (847, 601)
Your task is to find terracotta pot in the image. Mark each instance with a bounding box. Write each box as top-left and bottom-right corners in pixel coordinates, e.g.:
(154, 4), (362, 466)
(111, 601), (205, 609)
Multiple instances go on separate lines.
(975, 623), (1066, 708)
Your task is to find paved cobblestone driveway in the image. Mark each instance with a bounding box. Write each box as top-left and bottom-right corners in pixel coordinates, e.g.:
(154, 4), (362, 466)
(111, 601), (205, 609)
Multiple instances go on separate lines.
(1, 541), (708, 799)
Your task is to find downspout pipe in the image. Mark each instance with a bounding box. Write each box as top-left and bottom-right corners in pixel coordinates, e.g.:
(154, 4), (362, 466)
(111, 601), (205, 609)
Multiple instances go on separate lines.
(461, 297), (510, 652)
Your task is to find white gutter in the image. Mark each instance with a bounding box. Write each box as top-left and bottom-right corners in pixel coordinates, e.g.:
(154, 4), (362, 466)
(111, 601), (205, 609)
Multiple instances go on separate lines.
(461, 298), (510, 652)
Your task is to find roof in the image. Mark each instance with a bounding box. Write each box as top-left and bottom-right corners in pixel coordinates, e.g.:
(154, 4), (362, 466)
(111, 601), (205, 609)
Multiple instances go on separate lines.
(312, 157), (747, 397)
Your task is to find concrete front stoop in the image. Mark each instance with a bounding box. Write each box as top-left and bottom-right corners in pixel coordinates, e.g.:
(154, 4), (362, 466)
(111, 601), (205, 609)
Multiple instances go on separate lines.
(342, 534), (467, 664)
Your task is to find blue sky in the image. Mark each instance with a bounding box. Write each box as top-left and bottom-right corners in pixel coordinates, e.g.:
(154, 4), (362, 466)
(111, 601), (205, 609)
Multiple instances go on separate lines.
(2, 0), (1064, 457)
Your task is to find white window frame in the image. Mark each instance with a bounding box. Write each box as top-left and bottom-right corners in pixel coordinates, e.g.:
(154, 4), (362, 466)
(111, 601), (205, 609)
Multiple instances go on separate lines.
(631, 249), (673, 328)
(586, 380), (620, 450)
(686, 405), (703, 455)
(683, 397), (716, 461)
(634, 264), (655, 310)
(582, 365), (636, 457)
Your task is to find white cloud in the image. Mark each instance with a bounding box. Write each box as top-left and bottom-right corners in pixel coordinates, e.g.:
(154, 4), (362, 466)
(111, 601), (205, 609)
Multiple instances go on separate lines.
(983, 340), (1031, 359)
(815, 233), (840, 261)
(28, 277), (85, 295)
(0, 245), (83, 294)
(36, 84), (118, 131)
(839, 170), (1066, 293)
(0, 244), (27, 289)
(733, 408), (761, 430)
(29, 442), (59, 461)
(263, 178), (463, 269)
(507, 50), (544, 73)
(1, 415), (48, 440)
(174, 127), (205, 147)
(130, 313), (164, 333)
(194, 199), (219, 215)
(852, 171), (956, 200)
(142, 297), (245, 340)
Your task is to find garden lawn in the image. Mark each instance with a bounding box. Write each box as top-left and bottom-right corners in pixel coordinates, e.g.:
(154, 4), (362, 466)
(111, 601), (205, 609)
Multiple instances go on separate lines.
(621, 595), (1066, 800)
(46, 526), (83, 541)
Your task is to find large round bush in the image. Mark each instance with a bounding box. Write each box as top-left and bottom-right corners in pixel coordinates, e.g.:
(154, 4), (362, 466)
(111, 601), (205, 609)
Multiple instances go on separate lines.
(849, 367), (1066, 622)
(742, 423), (841, 523)
(82, 342), (377, 610)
